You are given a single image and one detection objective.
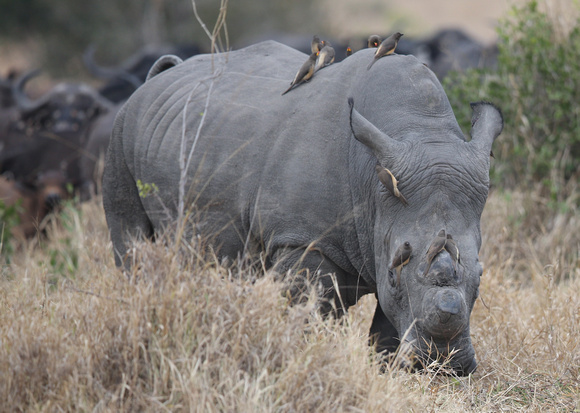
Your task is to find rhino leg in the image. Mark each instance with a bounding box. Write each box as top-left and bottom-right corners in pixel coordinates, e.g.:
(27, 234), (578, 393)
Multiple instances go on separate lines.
(272, 247), (367, 316)
(369, 295), (400, 354)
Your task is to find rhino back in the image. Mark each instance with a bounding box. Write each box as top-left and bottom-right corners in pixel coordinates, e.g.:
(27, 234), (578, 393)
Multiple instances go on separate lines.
(114, 40), (464, 267)
(118, 42), (362, 261)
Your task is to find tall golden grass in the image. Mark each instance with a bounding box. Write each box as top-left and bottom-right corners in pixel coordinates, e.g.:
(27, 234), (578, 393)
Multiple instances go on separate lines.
(0, 187), (578, 412)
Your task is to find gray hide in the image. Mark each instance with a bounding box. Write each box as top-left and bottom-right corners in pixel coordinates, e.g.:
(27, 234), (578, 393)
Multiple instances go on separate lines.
(103, 40), (503, 375)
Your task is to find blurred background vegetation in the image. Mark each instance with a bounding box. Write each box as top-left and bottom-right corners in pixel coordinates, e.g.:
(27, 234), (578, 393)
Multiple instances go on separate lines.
(0, 3), (577, 409)
(444, 0), (580, 201)
(0, 0), (325, 76)
(0, 0), (578, 197)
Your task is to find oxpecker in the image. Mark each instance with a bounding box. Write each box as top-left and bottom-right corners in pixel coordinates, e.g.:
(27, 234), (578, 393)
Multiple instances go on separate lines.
(375, 164), (408, 206)
(424, 229), (447, 276)
(281, 52), (318, 96)
(367, 32), (403, 70)
(390, 241), (412, 286)
(314, 41), (335, 72)
(444, 234), (460, 268)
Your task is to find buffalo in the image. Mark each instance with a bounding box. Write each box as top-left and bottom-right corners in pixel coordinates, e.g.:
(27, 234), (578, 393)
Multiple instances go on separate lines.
(0, 71), (115, 237)
(79, 101), (124, 198)
(84, 43), (202, 103)
(1, 73), (114, 192)
(0, 172), (69, 239)
(397, 29), (498, 78)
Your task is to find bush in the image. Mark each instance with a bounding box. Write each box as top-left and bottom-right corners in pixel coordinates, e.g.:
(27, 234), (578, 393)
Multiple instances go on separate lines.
(445, 0), (580, 197)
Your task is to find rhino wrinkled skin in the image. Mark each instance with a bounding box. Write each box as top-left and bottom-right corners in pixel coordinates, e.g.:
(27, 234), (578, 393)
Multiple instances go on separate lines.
(103, 41), (503, 375)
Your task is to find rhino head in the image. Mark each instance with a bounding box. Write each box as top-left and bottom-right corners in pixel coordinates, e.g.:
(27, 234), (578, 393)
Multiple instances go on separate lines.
(349, 98), (503, 375)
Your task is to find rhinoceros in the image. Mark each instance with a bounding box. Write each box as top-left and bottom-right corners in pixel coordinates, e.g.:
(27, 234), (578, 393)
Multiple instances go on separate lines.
(102, 40), (503, 376)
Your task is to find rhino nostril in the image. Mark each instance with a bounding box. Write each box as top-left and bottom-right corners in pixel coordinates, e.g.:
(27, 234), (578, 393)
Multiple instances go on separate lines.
(437, 292), (461, 314)
(438, 312), (451, 324)
(436, 290), (462, 324)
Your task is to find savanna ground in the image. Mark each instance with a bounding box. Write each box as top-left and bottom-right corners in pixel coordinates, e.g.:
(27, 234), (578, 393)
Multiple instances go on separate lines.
(1, 0), (579, 411)
(0, 187), (578, 411)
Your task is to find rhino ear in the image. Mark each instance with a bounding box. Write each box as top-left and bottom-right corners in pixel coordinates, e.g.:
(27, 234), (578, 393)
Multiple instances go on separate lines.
(469, 101), (503, 156)
(348, 97), (404, 165)
(146, 55), (183, 82)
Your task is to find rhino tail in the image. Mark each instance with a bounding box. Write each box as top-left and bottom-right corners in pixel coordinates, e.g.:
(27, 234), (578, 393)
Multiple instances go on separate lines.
(102, 105), (155, 269)
(146, 55), (183, 82)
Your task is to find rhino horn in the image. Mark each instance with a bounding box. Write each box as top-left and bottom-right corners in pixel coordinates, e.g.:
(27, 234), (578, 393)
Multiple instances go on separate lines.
(469, 101), (503, 158)
(348, 97), (406, 166)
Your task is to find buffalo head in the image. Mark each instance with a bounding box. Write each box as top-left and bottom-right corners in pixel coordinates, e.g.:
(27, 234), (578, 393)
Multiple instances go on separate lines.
(13, 75), (113, 135)
(6, 73), (114, 190)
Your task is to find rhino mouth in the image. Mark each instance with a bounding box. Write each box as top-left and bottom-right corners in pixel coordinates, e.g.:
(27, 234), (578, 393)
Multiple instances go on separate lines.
(415, 346), (477, 376)
(396, 335), (477, 376)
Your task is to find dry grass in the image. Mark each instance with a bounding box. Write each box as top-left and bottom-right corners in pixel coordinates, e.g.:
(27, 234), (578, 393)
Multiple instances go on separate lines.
(0, 188), (578, 412)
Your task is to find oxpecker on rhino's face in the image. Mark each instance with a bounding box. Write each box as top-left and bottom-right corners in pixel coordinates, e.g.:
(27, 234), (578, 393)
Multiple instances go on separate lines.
(349, 98), (503, 375)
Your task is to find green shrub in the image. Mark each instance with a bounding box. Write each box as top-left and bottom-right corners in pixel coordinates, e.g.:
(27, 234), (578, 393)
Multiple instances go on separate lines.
(445, 0), (580, 196)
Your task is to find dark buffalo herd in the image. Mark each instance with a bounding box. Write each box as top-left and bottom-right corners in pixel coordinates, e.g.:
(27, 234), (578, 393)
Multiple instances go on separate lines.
(0, 29), (495, 239)
(0, 44), (203, 239)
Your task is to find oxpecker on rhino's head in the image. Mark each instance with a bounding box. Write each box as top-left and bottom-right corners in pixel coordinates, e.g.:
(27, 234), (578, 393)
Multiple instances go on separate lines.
(348, 97), (503, 375)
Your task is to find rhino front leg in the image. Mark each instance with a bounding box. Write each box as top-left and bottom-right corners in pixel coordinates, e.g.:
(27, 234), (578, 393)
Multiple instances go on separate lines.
(369, 294), (400, 354)
(272, 247), (367, 316)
